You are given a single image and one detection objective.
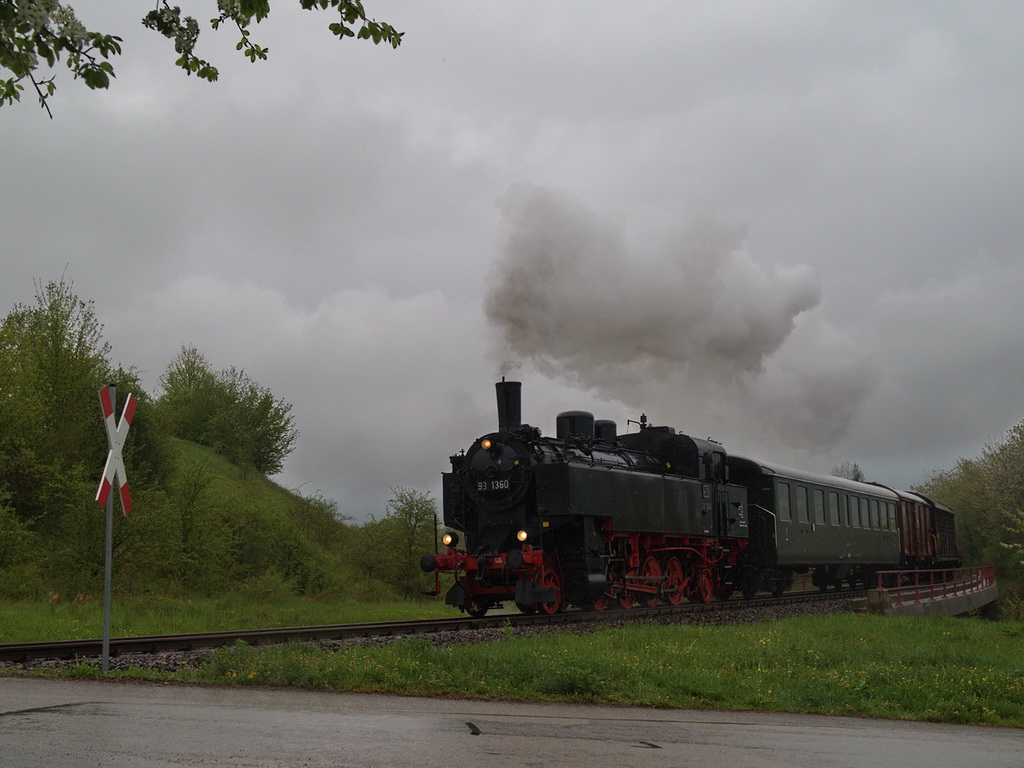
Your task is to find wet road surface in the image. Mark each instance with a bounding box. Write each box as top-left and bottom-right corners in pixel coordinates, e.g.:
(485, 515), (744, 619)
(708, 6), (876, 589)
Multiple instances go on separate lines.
(1, 676), (1021, 767)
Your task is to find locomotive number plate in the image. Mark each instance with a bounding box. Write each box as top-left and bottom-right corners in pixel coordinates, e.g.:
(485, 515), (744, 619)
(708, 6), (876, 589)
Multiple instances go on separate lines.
(477, 479), (511, 492)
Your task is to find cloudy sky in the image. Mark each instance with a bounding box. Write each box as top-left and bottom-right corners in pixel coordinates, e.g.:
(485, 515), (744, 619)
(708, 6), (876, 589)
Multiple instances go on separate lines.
(4, 2), (1024, 519)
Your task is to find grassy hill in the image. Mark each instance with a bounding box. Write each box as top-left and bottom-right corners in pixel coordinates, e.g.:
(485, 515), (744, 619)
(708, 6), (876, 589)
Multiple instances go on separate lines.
(128, 437), (358, 600)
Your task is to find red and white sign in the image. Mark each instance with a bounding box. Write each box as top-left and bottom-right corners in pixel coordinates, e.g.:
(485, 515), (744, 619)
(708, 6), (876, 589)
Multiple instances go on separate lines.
(96, 385), (137, 515)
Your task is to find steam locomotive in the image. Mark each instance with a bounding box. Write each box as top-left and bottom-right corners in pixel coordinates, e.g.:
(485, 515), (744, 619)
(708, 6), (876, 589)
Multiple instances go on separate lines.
(420, 381), (959, 617)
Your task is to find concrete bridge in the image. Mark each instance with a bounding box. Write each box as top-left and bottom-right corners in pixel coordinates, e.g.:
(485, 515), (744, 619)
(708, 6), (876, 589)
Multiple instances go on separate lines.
(860, 565), (998, 617)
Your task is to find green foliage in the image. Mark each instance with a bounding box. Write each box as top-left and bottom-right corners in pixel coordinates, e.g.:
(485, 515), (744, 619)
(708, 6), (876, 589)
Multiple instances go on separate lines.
(0, 1), (122, 117)
(0, 278), (439, 606)
(149, 440), (338, 597)
(0, 279), (171, 539)
(165, 452), (236, 590)
(158, 345), (298, 475)
(917, 421), (1024, 579)
(1, 278), (110, 471)
(0, 498), (41, 599)
(347, 487), (438, 600)
(2, 1), (401, 117)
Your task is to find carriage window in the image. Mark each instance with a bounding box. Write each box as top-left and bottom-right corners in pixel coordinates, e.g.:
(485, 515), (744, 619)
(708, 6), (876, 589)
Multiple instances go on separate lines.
(777, 482), (791, 521)
(813, 489), (825, 524)
(796, 486), (809, 523)
(860, 497), (869, 528)
(828, 491), (839, 526)
(887, 502), (896, 531)
(869, 499), (879, 529)
(845, 495), (856, 527)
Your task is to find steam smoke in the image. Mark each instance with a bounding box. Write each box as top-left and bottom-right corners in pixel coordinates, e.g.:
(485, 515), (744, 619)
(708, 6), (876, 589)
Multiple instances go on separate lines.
(484, 184), (873, 456)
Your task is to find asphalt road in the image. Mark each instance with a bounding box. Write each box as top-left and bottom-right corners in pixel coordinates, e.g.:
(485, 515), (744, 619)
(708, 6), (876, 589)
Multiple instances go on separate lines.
(1, 676), (1021, 768)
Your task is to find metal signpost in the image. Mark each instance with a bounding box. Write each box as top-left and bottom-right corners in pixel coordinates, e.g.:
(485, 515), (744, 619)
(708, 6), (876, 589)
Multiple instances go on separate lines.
(95, 384), (136, 672)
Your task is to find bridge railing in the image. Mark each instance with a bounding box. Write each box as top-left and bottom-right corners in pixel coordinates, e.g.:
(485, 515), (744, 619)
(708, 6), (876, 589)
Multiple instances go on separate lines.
(874, 565), (996, 607)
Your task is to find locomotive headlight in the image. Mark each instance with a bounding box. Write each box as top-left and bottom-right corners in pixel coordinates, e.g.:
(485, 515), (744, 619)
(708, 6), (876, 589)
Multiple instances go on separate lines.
(442, 532), (459, 548)
(516, 529), (530, 543)
(480, 438), (493, 451)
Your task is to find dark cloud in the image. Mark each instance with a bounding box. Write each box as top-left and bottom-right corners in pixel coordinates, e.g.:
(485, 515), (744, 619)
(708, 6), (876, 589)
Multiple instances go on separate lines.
(3, 2), (1024, 513)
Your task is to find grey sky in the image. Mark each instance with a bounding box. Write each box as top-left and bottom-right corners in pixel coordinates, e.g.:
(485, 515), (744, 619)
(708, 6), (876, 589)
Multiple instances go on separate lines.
(3, 2), (1023, 518)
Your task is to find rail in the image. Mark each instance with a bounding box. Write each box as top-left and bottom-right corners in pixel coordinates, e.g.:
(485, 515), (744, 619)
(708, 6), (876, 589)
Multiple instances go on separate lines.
(873, 565), (996, 607)
(0, 589), (855, 664)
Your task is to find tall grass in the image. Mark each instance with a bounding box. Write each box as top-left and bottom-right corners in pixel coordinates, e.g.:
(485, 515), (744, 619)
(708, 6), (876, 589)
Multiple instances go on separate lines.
(0, 596), (452, 642)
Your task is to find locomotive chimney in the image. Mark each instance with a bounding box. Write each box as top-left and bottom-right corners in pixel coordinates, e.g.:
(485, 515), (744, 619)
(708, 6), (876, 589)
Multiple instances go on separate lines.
(495, 379), (522, 433)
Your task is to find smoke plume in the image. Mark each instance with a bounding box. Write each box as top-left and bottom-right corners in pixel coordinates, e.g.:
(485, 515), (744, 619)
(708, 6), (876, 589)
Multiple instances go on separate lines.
(484, 185), (873, 457)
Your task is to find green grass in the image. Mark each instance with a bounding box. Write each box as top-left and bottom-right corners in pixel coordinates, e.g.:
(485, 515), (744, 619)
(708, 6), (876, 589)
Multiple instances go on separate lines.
(173, 613), (1023, 726)
(6, 596), (1024, 728)
(0, 596), (452, 642)
(14, 610), (1017, 728)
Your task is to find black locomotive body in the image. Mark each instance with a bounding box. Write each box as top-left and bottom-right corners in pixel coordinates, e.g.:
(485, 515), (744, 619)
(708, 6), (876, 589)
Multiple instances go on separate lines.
(421, 381), (959, 616)
(423, 381), (749, 616)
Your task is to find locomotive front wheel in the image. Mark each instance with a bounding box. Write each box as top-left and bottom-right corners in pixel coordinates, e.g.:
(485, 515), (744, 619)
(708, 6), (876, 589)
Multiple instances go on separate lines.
(466, 599), (489, 618)
(516, 601), (538, 615)
(662, 557), (686, 606)
(539, 570), (563, 615)
(593, 593), (610, 611)
(641, 557), (662, 608)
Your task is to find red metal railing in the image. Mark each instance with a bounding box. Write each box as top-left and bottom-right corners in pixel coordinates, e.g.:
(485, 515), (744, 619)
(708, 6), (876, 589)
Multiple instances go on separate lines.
(874, 565), (996, 607)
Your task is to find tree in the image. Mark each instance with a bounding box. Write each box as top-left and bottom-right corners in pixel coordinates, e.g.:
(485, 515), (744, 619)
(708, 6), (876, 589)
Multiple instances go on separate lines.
(158, 345), (299, 475)
(916, 422), (1024, 578)
(347, 487), (438, 600)
(381, 487), (438, 600)
(0, 278), (172, 599)
(0, 278), (159, 525)
(831, 461), (865, 482)
(1, 1), (402, 117)
(1, 279), (110, 465)
(158, 345), (221, 445)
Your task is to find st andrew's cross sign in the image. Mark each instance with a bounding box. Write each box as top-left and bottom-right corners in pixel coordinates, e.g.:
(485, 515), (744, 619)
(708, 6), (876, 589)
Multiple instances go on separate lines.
(96, 385), (137, 515)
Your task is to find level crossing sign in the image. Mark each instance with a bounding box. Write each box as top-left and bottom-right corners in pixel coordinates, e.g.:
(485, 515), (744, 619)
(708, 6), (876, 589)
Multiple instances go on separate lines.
(96, 385), (137, 515)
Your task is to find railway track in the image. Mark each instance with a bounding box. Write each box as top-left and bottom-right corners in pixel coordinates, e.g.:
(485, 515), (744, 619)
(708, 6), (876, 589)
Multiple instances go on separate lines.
(0, 589), (862, 664)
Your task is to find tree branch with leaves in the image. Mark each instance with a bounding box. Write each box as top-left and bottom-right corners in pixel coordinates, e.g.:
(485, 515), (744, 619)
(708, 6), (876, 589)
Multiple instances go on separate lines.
(1, 0), (402, 117)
